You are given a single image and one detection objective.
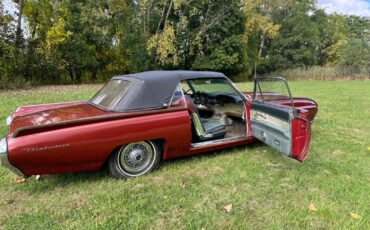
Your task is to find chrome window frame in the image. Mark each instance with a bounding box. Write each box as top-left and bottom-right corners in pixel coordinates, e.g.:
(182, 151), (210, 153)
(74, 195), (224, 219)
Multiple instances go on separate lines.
(167, 83), (187, 109)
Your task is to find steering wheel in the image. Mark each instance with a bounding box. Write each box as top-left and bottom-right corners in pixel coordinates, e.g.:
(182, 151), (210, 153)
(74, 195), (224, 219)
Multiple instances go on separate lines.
(194, 91), (210, 105)
(193, 91), (201, 100)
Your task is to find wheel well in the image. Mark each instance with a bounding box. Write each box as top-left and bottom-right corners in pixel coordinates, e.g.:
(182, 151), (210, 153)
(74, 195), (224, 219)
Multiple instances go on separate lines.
(152, 138), (166, 157)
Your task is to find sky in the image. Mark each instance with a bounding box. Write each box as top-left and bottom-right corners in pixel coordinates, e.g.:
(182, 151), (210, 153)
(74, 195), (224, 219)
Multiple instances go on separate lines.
(317, 0), (370, 17)
(3, 0), (15, 16)
(3, 0), (370, 18)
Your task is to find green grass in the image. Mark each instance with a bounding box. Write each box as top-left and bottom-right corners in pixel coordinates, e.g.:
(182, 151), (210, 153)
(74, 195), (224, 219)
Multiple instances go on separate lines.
(0, 81), (369, 229)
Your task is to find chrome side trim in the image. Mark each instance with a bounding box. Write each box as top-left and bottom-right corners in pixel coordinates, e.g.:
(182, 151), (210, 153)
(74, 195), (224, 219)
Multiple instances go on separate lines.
(0, 138), (27, 178)
(191, 136), (247, 148)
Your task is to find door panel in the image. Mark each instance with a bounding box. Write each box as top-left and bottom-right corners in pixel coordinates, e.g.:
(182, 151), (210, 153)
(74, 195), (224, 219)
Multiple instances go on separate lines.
(251, 102), (291, 121)
(251, 102), (292, 157)
(251, 77), (312, 161)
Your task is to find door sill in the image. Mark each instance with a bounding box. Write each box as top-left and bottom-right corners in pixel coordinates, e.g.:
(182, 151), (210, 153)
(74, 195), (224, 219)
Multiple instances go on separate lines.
(191, 136), (248, 148)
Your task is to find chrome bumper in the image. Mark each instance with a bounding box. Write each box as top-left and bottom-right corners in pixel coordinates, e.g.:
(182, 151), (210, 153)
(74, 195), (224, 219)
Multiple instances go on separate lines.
(6, 115), (12, 126)
(0, 138), (27, 178)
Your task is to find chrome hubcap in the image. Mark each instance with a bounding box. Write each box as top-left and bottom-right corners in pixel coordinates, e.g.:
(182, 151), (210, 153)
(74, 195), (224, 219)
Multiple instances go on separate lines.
(119, 142), (154, 174)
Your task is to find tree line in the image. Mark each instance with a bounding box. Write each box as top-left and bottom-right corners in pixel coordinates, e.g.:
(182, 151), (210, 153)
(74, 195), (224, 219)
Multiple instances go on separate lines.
(0, 0), (369, 86)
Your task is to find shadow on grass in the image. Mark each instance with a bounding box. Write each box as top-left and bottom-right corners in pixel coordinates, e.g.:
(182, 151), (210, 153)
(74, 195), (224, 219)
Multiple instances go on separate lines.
(160, 141), (264, 167)
(18, 141), (265, 193)
(16, 170), (110, 194)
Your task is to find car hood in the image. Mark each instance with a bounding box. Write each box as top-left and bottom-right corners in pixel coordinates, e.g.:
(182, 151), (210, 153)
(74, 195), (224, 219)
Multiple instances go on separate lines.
(9, 102), (114, 133)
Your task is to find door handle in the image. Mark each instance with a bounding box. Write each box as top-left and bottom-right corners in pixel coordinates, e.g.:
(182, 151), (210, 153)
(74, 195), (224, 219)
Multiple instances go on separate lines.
(256, 112), (267, 119)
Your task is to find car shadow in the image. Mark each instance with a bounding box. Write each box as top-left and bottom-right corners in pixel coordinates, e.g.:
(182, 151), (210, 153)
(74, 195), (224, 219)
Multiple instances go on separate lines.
(18, 170), (110, 193)
(160, 141), (264, 166)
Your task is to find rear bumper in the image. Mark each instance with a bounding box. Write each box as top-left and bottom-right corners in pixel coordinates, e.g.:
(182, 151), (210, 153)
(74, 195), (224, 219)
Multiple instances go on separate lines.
(6, 115), (12, 126)
(0, 138), (27, 178)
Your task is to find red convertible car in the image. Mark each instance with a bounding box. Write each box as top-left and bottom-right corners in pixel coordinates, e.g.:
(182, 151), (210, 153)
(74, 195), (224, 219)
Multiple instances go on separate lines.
(0, 71), (317, 179)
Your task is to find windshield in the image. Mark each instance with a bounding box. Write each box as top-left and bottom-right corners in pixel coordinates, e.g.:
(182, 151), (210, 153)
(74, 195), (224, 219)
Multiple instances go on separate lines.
(186, 78), (240, 96)
(90, 80), (131, 110)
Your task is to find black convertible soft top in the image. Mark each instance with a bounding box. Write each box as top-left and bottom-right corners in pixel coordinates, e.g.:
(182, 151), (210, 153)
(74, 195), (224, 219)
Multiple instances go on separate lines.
(111, 71), (227, 111)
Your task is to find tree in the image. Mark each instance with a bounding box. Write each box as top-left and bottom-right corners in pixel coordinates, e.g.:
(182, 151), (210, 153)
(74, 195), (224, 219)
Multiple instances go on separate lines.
(268, 0), (320, 70)
(242, 0), (290, 74)
(13, 0), (24, 49)
(320, 13), (348, 66)
(2, 0), (370, 86)
(243, 0), (283, 58)
(338, 38), (370, 72)
(147, 24), (179, 67)
(0, 2), (15, 81)
(45, 0), (114, 82)
(322, 14), (370, 66)
(190, 0), (247, 74)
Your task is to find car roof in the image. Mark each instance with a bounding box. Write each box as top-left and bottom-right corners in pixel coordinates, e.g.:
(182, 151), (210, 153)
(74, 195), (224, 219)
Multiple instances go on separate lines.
(112, 70), (226, 82)
(108, 71), (227, 112)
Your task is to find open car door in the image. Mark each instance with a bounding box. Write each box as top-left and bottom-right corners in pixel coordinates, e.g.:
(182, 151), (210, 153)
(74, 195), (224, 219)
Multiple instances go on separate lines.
(251, 77), (311, 161)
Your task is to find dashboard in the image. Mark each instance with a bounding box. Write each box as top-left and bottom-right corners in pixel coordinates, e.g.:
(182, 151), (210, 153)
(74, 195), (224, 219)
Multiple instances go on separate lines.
(192, 92), (243, 106)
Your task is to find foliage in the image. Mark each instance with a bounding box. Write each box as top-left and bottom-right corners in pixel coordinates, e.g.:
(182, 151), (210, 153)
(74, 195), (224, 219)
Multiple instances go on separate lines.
(267, 1), (320, 70)
(0, 0), (370, 86)
(147, 24), (179, 66)
(337, 38), (370, 72)
(242, 0), (283, 73)
(0, 3), (15, 81)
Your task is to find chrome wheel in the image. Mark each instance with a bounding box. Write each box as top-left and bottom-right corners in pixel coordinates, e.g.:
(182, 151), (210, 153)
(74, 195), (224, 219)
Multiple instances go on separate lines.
(109, 140), (161, 179)
(118, 141), (155, 175)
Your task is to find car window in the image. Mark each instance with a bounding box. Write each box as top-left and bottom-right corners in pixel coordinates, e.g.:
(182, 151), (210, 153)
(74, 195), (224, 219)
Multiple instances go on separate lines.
(254, 79), (292, 102)
(90, 80), (131, 110)
(187, 78), (241, 96)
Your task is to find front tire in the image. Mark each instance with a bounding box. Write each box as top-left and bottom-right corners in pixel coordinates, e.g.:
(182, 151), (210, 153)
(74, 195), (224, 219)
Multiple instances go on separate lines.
(108, 141), (161, 179)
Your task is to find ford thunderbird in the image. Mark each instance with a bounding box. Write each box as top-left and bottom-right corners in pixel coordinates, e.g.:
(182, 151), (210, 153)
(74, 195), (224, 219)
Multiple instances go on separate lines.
(0, 71), (318, 179)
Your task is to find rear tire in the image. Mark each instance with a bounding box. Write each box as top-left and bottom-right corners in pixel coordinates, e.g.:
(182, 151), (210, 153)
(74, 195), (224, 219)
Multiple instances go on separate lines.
(108, 141), (161, 179)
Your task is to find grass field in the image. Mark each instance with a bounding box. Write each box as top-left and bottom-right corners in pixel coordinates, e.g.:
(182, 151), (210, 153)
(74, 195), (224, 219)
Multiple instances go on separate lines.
(0, 81), (369, 229)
